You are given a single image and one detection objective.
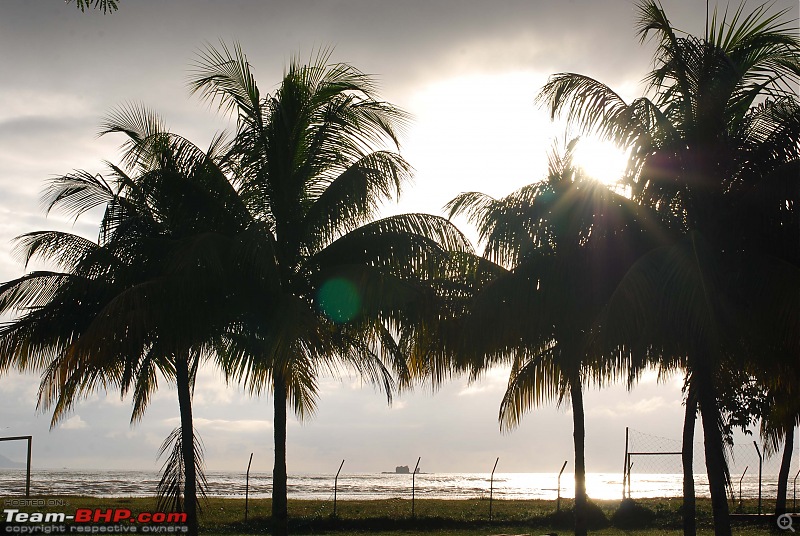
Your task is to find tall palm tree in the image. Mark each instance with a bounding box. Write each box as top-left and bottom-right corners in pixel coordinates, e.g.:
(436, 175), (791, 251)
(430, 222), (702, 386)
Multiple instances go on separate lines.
(188, 44), (471, 536)
(0, 108), (245, 535)
(760, 402), (798, 516)
(447, 140), (660, 536)
(538, 2), (800, 535)
(757, 365), (800, 516)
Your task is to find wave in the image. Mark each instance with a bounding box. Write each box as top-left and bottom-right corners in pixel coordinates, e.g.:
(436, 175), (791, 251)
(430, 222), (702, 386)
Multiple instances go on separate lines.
(0, 469), (783, 500)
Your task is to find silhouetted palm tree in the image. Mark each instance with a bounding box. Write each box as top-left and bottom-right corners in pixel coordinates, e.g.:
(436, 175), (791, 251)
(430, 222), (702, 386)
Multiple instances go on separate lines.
(0, 107), (245, 535)
(447, 140), (659, 536)
(758, 370), (800, 516)
(189, 44), (471, 536)
(538, 2), (799, 535)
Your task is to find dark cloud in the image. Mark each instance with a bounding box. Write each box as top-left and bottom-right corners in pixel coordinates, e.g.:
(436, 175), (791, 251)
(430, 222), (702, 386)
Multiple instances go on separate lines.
(8, 1), (794, 104)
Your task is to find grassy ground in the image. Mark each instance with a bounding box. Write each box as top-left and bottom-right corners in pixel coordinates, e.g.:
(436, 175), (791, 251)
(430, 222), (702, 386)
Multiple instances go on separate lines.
(0, 495), (789, 535)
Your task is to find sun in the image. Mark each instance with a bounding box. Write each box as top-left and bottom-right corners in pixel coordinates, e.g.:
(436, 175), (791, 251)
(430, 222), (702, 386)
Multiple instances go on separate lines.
(572, 137), (630, 187)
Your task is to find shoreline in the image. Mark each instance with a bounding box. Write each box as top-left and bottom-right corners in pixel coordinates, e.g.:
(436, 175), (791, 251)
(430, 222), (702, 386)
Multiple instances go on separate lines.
(2, 469), (781, 502)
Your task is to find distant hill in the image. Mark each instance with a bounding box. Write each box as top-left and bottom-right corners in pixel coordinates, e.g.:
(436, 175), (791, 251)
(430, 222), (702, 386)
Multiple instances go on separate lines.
(0, 454), (25, 469)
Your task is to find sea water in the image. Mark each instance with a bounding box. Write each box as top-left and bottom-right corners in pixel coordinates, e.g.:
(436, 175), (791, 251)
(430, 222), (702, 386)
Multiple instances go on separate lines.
(0, 470), (783, 500)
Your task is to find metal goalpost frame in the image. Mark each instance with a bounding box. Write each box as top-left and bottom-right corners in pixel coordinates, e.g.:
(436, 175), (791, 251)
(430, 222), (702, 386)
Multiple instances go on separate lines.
(624, 451), (682, 499)
(0, 435), (32, 496)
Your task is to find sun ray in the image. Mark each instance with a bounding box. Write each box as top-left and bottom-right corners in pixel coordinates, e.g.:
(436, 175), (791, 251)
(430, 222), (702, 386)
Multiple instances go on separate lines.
(573, 137), (630, 187)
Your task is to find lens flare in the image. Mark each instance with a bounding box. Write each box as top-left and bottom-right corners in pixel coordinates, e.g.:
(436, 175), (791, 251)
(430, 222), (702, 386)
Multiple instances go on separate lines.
(317, 278), (361, 323)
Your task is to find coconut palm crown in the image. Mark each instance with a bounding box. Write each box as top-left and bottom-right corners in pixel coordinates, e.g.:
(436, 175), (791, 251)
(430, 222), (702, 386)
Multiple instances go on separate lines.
(537, 2), (799, 535)
(447, 139), (661, 536)
(189, 44), (471, 536)
(0, 106), (249, 534)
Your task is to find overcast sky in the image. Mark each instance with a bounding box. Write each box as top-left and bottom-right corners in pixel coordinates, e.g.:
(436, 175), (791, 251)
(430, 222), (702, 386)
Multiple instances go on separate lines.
(0, 0), (797, 481)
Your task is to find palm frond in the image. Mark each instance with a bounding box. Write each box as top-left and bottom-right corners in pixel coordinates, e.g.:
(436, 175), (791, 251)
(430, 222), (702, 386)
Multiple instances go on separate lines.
(189, 42), (262, 124)
(12, 231), (99, 271)
(538, 74), (658, 152)
(129, 348), (161, 424)
(156, 427), (208, 514)
(100, 103), (168, 171)
(302, 151), (412, 247)
(0, 271), (72, 316)
(68, 0), (119, 14)
(499, 346), (564, 431)
(40, 170), (117, 221)
(309, 213), (472, 279)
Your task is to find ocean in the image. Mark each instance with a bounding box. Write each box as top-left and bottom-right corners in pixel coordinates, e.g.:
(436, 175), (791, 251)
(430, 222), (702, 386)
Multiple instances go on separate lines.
(0, 470), (784, 501)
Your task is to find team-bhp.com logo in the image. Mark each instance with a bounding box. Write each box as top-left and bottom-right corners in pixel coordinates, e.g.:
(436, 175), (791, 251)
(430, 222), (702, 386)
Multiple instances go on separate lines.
(4, 509), (188, 533)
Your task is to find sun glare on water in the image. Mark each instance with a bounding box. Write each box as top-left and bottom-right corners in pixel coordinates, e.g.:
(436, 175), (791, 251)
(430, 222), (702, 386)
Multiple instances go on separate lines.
(572, 137), (630, 187)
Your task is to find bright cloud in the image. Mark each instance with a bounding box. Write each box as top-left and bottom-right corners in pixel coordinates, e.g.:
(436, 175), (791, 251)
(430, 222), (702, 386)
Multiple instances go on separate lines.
(163, 417), (272, 434)
(60, 415), (88, 430)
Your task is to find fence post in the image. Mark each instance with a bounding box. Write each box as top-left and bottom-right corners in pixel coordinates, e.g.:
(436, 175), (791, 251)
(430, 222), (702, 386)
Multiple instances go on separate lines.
(622, 427), (629, 500)
(556, 460), (568, 512)
(411, 457), (421, 519)
(793, 468), (799, 512)
(737, 466), (748, 512)
(753, 441), (762, 515)
(245, 453), (253, 522)
(489, 457), (499, 521)
(333, 459), (345, 517)
(627, 457), (633, 499)
(25, 437), (31, 498)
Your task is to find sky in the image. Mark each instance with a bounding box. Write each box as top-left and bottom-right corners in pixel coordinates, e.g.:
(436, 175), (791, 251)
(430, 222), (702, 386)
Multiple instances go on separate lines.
(0, 0), (797, 481)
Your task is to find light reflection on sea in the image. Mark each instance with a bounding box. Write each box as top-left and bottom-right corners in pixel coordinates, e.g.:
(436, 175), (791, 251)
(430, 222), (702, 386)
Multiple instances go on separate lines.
(0, 470), (778, 500)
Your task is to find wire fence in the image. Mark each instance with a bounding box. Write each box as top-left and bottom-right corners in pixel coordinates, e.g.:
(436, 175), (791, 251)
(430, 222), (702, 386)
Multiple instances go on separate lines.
(626, 427), (800, 507)
(0, 427), (796, 511)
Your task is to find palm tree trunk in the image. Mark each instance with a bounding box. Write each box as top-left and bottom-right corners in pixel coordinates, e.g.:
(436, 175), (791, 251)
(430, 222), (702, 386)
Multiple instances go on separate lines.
(682, 383), (697, 536)
(570, 379), (587, 536)
(776, 421), (795, 515)
(695, 369), (731, 536)
(272, 373), (289, 536)
(175, 356), (198, 536)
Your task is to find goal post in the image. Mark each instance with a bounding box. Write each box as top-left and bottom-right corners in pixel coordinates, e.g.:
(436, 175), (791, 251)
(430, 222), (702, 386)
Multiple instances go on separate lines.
(622, 427), (685, 499)
(623, 427), (797, 502)
(0, 435), (32, 496)
(625, 451), (682, 498)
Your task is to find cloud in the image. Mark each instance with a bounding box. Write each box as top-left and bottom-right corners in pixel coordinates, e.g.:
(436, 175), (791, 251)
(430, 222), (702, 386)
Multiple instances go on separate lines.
(457, 383), (498, 397)
(629, 397), (669, 414)
(163, 417), (272, 434)
(104, 430), (139, 440)
(60, 415), (89, 430)
(587, 396), (670, 419)
(192, 367), (238, 407)
(1, 0), (792, 474)
(390, 400), (407, 411)
(458, 365), (510, 397)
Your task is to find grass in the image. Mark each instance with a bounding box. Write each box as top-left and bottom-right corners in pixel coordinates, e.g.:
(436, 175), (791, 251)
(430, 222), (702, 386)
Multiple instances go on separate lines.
(0, 495), (790, 535)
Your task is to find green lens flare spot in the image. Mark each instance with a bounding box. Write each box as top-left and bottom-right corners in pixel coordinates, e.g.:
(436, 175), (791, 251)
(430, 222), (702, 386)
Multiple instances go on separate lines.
(318, 278), (361, 323)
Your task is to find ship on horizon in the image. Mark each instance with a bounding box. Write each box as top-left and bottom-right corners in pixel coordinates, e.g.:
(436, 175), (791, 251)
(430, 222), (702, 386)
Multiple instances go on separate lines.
(381, 465), (424, 474)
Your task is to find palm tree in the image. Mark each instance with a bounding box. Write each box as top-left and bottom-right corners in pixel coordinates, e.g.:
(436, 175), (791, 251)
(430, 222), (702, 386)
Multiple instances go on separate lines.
(757, 365), (800, 516)
(0, 108), (245, 535)
(447, 140), (659, 536)
(67, 0), (119, 14)
(188, 44), (471, 536)
(538, 2), (800, 535)
(761, 402), (798, 516)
